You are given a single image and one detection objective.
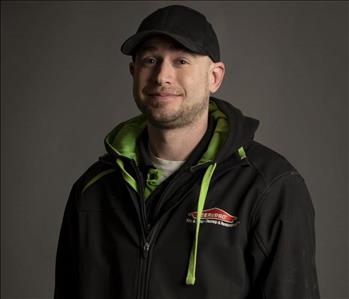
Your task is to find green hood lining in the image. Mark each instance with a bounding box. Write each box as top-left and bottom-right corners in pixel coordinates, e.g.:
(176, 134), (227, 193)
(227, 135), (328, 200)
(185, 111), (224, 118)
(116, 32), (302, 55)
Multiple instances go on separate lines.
(105, 114), (147, 165)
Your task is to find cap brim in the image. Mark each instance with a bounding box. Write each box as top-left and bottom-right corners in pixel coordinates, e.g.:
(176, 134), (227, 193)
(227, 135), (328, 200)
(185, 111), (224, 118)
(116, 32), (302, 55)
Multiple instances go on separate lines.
(120, 30), (204, 56)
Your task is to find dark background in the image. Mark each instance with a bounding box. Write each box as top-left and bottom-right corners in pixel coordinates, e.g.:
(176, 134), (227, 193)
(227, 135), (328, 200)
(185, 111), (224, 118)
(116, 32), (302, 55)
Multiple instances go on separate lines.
(1, 1), (348, 298)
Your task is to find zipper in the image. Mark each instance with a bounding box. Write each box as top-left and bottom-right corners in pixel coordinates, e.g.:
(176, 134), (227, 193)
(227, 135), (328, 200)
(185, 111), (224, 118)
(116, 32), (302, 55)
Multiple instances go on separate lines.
(128, 159), (155, 299)
(109, 156), (148, 299)
(130, 160), (148, 230)
(138, 176), (206, 299)
(143, 241), (150, 258)
(137, 240), (149, 299)
(138, 224), (159, 299)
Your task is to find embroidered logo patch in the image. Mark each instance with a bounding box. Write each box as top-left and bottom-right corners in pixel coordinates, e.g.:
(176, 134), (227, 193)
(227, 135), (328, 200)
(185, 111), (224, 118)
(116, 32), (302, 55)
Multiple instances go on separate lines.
(186, 207), (240, 228)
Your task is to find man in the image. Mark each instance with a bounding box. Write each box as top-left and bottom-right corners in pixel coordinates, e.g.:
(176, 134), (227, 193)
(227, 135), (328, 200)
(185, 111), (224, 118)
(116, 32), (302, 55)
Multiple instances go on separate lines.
(54, 5), (320, 299)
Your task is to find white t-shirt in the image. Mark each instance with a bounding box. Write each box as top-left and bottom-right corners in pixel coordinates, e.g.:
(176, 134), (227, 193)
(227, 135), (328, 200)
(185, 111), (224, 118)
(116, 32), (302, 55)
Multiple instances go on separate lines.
(148, 143), (185, 184)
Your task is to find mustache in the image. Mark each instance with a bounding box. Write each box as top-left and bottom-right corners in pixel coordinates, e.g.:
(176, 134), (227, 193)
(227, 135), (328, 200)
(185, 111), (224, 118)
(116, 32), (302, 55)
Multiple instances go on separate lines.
(143, 87), (183, 96)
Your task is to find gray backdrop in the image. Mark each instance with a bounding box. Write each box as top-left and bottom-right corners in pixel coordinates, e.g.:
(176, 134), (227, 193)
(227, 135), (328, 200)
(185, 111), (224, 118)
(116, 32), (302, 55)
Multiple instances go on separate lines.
(1, 1), (348, 299)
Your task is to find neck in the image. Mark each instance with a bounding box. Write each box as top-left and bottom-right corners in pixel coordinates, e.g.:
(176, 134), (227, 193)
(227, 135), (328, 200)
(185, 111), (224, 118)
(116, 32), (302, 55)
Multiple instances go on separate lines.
(147, 112), (209, 161)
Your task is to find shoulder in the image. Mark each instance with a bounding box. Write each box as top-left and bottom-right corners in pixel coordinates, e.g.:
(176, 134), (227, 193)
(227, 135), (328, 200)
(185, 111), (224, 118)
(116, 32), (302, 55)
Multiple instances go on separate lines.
(70, 154), (116, 195)
(246, 140), (302, 188)
(245, 141), (314, 224)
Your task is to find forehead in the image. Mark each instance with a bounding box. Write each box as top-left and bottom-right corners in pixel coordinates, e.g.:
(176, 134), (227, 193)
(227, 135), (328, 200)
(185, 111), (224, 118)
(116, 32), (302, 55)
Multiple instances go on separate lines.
(136, 35), (195, 55)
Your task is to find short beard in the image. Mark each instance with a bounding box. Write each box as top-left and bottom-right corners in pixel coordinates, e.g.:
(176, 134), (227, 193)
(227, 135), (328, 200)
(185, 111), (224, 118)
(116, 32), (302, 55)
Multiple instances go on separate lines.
(145, 98), (209, 129)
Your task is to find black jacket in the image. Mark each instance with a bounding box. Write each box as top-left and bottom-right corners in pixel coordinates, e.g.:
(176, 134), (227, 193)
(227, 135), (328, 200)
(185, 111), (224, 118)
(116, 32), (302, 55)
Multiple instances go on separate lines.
(54, 97), (320, 299)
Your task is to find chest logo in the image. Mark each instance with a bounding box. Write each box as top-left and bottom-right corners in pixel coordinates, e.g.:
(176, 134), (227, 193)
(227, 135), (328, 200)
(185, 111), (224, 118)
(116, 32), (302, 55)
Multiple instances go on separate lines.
(186, 208), (240, 228)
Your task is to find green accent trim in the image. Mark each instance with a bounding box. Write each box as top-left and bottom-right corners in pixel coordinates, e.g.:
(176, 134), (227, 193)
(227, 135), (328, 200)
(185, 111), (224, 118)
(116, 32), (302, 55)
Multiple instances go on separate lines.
(81, 169), (116, 194)
(115, 158), (138, 193)
(238, 146), (246, 160)
(186, 163), (217, 285)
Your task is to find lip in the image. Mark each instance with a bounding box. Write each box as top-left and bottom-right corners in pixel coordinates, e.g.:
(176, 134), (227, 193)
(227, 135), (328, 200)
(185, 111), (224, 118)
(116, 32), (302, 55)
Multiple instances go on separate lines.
(149, 93), (179, 97)
(147, 93), (181, 100)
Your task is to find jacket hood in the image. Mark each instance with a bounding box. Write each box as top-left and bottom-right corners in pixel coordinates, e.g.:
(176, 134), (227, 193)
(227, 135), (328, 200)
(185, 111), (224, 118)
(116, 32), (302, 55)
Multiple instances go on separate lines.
(104, 97), (259, 165)
(211, 97), (259, 162)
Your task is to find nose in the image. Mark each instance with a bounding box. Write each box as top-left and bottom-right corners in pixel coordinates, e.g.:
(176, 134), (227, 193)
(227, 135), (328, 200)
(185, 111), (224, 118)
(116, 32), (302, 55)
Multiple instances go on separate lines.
(154, 60), (174, 85)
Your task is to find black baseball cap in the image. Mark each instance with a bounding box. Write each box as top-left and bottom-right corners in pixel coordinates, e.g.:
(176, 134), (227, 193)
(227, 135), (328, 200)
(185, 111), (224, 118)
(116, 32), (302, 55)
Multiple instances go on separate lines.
(120, 5), (221, 62)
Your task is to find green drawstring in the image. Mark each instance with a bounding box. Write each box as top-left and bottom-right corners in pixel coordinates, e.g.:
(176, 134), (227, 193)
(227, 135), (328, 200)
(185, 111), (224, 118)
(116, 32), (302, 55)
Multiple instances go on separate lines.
(185, 146), (247, 286)
(186, 162), (217, 285)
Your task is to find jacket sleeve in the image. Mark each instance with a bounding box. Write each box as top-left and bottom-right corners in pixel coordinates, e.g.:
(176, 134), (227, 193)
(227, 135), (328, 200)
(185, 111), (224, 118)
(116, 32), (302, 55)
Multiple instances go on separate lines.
(54, 183), (79, 299)
(248, 172), (320, 299)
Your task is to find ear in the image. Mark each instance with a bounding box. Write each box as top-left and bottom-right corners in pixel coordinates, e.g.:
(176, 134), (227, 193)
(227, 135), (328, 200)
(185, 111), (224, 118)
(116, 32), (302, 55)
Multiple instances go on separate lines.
(129, 62), (135, 78)
(208, 62), (225, 93)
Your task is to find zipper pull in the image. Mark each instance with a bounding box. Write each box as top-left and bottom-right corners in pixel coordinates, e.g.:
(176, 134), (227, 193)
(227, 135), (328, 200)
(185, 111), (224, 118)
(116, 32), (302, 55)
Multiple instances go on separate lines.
(143, 242), (150, 258)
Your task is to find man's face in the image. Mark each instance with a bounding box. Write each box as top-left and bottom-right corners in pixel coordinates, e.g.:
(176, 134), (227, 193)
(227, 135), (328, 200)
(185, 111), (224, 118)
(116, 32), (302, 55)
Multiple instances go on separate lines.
(129, 36), (224, 129)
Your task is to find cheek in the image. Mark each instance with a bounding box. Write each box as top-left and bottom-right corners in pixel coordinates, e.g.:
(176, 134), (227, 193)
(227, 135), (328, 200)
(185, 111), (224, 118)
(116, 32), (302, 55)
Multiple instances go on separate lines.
(135, 70), (152, 89)
(182, 71), (209, 93)
(178, 72), (197, 90)
(132, 77), (143, 100)
(132, 72), (145, 93)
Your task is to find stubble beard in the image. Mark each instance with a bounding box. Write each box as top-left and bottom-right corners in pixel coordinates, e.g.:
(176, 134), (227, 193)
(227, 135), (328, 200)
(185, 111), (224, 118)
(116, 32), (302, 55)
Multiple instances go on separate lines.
(135, 93), (210, 129)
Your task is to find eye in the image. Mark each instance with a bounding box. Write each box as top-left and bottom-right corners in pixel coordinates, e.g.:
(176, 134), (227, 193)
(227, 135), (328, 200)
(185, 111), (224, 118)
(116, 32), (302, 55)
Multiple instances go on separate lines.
(176, 59), (189, 65)
(141, 57), (157, 66)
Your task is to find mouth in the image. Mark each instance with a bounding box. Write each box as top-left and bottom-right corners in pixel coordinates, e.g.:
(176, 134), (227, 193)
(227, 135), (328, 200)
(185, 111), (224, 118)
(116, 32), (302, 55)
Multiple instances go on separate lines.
(147, 92), (182, 100)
